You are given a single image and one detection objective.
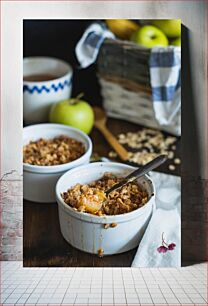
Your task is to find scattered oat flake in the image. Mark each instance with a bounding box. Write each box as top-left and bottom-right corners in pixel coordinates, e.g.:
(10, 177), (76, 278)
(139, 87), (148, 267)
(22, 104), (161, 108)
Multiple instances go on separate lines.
(104, 224), (110, 229)
(118, 133), (125, 139)
(108, 151), (117, 158)
(167, 151), (174, 159)
(174, 158), (181, 165)
(169, 164), (176, 171)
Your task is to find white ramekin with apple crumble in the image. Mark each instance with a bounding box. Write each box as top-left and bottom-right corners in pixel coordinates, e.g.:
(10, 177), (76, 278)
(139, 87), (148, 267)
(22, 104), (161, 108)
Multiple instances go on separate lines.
(23, 124), (92, 203)
(56, 162), (155, 256)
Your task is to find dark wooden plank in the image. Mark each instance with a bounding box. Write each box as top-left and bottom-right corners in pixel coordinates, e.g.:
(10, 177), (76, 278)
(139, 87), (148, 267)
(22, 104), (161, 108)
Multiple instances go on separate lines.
(23, 201), (137, 267)
(23, 118), (180, 267)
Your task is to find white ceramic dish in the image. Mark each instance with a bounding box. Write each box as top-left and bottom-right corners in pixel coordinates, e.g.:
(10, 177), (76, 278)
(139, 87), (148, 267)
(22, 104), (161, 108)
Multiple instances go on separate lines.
(23, 123), (92, 203)
(23, 57), (73, 124)
(56, 162), (155, 256)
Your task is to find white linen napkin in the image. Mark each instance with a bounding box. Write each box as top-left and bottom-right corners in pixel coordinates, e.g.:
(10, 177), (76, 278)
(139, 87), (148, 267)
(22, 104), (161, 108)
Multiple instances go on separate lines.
(131, 171), (181, 267)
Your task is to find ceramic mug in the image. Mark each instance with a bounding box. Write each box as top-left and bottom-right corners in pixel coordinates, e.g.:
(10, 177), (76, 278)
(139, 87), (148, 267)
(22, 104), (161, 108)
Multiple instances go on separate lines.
(23, 57), (73, 124)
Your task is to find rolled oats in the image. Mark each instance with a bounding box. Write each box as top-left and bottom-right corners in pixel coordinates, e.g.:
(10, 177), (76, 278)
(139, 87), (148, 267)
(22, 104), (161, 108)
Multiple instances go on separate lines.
(117, 128), (178, 166)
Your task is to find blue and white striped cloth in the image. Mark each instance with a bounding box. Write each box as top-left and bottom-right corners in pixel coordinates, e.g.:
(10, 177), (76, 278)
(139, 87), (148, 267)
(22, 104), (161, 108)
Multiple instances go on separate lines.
(75, 23), (114, 68)
(75, 23), (181, 132)
(149, 47), (181, 127)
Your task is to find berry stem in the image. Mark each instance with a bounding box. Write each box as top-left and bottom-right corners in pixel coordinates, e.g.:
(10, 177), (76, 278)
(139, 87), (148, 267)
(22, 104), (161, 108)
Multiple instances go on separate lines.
(162, 232), (169, 248)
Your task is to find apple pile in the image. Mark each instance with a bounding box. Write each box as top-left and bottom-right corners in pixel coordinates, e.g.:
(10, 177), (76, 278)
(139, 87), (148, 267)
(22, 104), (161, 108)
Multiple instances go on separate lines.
(106, 19), (181, 48)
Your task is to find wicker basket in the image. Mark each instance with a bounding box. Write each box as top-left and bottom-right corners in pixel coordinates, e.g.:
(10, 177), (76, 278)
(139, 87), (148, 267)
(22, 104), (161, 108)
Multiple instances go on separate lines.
(97, 38), (181, 136)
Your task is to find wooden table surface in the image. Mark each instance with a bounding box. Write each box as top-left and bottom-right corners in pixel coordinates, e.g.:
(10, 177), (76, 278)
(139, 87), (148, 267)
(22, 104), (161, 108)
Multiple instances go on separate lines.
(23, 118), (180, 267)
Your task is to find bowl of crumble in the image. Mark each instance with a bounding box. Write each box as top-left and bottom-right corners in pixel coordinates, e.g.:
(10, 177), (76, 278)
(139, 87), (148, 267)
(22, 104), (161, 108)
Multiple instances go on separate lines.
(56, 162), (155, 256)
(23, 123), (92, 203)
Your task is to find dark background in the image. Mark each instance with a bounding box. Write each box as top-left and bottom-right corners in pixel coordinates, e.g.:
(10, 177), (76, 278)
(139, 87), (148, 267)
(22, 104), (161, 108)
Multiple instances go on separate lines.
(23, 20), (103, 107)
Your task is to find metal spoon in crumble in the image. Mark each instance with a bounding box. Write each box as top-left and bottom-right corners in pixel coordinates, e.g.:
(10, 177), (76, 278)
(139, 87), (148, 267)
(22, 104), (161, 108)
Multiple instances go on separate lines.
(105, 154), (167, 196)
(77, 155), (167, 214)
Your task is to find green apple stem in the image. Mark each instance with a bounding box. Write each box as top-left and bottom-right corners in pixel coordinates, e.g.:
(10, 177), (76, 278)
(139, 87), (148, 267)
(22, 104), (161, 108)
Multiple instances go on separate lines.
(75, 92), (84, 100)
(69, 92), (84, 105)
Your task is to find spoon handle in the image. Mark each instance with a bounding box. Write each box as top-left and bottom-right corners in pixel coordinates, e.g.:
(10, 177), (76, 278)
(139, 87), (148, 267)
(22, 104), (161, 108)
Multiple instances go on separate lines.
(106, 154), (167, 196)
(96, 125), (129, 161)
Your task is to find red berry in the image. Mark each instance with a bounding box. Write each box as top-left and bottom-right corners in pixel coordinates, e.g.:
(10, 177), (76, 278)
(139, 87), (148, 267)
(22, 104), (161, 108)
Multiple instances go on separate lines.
(168, 243), (176, 250)
(157, 246), (168, 253)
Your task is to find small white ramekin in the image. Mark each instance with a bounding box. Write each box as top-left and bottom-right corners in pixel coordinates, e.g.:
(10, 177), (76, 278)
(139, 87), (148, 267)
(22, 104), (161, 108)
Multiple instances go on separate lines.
(56, 162), (155, 256)
(23, 123), (92, 203)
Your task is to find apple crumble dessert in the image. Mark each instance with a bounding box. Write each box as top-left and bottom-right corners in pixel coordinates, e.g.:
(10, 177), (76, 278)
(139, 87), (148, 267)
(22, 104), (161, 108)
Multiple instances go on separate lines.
(23, 135), (85, 166)
(61, 172), (148, 216)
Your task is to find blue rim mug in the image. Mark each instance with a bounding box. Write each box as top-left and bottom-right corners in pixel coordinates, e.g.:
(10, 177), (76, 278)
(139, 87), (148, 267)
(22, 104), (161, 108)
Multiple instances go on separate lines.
(23, 57), (73, 124)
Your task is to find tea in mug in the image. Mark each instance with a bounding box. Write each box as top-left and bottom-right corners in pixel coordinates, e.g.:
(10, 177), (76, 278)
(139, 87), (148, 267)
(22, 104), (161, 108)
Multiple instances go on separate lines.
(23, 74), (58, 82)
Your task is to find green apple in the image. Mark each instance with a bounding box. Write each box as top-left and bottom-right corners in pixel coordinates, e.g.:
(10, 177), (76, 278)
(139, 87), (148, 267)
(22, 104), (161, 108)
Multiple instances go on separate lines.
(131, 25), (168, 48)
(152, 19), (181, 38)
(170, 37), (181, 46)
(49, 94), (94, 134)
